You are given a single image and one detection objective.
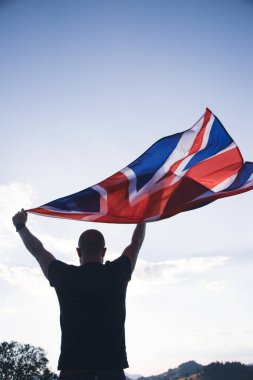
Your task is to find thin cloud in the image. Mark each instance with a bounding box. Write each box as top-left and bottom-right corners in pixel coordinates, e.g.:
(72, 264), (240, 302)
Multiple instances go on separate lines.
(200, 279), (228, 291)
(0, 182), (36, 220)
(0, 264), (49, 296)
(0, 182), (36, 249)
(0, 256), (230, 296)
(0, 307), (19, 315)
(0, 182), (76, 260)
(40, 233), (76, 256)
(124, 256), (231, 295)
(134, 256), (230, 284)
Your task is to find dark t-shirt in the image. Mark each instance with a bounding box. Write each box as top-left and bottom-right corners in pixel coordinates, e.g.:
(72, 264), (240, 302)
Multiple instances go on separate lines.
(48, 255), (132, 370)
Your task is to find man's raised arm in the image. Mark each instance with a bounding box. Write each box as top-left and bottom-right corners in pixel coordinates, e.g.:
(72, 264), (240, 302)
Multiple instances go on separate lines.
(12, 209), (56, 279)
(122, 223), (146, 272)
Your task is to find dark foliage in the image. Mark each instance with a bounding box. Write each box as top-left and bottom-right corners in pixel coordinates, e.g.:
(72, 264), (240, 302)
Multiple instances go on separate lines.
(0, 341), (58, 380)
(203, 361), (253, 380)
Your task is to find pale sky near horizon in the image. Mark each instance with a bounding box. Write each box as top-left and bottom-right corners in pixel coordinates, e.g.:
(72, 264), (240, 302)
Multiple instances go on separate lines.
(1, 0), (253, 377)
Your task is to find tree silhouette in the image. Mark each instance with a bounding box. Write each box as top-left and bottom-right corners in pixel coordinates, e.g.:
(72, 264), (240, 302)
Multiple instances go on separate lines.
(0, 341), (58, 380)
(203, 361), (253, 380)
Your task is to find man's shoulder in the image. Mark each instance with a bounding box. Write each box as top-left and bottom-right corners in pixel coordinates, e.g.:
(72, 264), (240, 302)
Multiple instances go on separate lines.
(49, 259), (77, 272)
(105, 255), (130, 265)
(48, 260), (78, 287)
(105, 255), (131, 267)
(104, 255), (132, 281)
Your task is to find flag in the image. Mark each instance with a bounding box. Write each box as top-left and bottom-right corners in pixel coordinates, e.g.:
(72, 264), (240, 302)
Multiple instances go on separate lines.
(27, 109), (253, 223)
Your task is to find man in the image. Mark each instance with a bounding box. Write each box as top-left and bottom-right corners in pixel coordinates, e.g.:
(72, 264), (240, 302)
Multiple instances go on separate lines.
(12, 209), (146, 380)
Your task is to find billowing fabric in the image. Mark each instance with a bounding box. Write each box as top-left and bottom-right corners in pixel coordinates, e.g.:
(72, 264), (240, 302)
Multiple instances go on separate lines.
(28, 109), (253, 223)
(48, 256), (131, 370)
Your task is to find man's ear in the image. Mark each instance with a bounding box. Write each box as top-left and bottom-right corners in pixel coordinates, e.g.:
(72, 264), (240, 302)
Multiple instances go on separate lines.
(76, 247), (81, 258)
(102, 247), (107, 257)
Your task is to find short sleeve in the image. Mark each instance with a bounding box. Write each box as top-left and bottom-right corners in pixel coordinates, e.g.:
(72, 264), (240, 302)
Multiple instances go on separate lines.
(48, 260), (70, 288)
(108, 255), (132, 282)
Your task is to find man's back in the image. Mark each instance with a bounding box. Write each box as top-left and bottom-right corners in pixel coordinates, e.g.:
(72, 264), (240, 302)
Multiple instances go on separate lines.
(48, 255), (132, 370)
(12, 210), (146, 379)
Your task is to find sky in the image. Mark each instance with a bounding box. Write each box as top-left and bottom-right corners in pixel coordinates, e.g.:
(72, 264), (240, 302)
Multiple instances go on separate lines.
(0, 0), (253, 377)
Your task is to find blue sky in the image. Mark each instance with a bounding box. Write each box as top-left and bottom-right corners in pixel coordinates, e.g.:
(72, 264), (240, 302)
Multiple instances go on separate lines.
(1, 0), (253, 376)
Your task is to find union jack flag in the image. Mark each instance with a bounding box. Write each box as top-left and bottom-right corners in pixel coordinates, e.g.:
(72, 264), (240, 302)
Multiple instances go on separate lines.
(28, 109), (253, 223)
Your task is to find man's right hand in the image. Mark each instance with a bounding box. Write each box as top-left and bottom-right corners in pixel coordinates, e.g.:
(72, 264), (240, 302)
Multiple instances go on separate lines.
(12, 209), (56, 279)
(12, 209), (27, 230)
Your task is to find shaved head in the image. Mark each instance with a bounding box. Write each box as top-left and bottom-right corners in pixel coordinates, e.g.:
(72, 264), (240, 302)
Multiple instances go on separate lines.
(78, 229), (105, 253)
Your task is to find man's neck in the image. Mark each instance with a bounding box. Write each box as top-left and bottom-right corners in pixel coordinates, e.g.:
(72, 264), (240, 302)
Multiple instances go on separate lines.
(80, 256), (103, 265)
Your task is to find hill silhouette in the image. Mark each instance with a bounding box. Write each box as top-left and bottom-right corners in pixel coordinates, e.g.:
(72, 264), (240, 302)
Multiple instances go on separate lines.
(132, 360), (253, 380)
(137, 361), (202, 380)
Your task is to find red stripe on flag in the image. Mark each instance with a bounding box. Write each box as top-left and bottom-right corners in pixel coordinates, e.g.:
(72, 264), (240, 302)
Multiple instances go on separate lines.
(186, 147), (243, 189)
